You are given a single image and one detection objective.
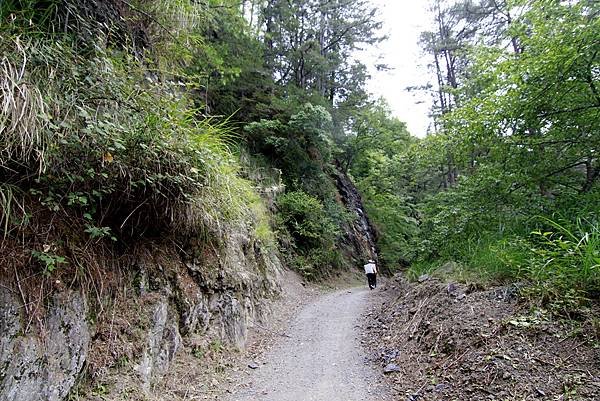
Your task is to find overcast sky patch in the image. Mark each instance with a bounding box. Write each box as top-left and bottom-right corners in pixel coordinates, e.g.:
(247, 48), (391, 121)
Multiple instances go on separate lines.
(359, 1), (434, 138)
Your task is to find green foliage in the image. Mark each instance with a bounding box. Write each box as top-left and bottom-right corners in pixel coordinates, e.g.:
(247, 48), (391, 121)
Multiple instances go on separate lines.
(84, 225), (117, 242)
(276, 190), (343, 278)
(290, 247), (344, 279)
(0, 34), (234, 237)
(384, 0), (600, 306)
(0, 1), (60, 27)
(346, 101), (419, 268)
(362, 192), (418, 265)
(341, 99), (411, 173)
(0, 0), (274, 257)
(444, 0), (600, 198)
(192, 346), (205, 359)
(0, 0), (392, 285)
(260, 0), (382, 104)
(277, 190), (337, 248)
(31, 249), (67, 275)
(526, 218), (600, 299)
(5, 0), (595, 303)
(245, 101), (357, 277)
(244, 102), (337, 199)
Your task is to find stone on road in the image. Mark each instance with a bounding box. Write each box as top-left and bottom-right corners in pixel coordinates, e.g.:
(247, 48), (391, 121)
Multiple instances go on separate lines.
(227, 287), (389, 401)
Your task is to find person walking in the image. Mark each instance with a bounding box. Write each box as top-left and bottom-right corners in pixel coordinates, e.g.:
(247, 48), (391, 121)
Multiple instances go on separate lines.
(364, 259), (377, 290)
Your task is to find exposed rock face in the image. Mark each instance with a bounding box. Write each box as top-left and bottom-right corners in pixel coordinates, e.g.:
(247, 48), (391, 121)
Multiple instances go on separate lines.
(0, 290), (90, 401)
(0, 225), (282, 400)
(333, 167), (379, 265)
(178, 230), (282, 349)
(134, 298), (182, 393)
(98, 228), (283, 396)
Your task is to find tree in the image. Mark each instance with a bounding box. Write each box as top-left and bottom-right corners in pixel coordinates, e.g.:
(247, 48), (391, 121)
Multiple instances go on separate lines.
(447, 0), (600, 196)
(259, 0), (383, 105)
(401, 0), (600, 294)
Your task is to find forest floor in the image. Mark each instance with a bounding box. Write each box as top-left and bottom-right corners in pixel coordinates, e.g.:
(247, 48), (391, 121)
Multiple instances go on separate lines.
(363, 275), (600, 401)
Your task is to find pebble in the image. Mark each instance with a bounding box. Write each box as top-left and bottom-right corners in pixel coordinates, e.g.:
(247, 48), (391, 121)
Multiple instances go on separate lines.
(383, 363), (401, 374)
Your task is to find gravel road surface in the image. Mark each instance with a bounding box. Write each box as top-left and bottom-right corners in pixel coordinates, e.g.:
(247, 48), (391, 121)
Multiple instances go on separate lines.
(226, 287), (390, 401)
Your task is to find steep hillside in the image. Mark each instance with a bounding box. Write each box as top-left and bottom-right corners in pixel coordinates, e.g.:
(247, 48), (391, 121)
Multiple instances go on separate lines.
(2, 228), (282, 399)
(0, 1), (381, 399)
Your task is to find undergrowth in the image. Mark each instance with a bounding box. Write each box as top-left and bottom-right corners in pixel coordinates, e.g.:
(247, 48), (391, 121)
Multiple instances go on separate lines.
(408, 214), (600, 309)
(275, 190), (344, 279)
(0, 1), (275, 292)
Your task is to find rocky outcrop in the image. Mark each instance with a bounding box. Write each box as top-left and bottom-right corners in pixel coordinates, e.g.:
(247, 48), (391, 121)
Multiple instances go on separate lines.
(178, 231), (282, 349)
(332, 167), (379, 265)
(0, 225), (282, 400)
(133, 297), (182, 393)
(0, 290), (90, 401)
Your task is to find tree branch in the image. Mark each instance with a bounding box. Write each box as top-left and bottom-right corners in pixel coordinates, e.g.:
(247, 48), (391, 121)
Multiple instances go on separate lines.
(509, 160), (589, 194)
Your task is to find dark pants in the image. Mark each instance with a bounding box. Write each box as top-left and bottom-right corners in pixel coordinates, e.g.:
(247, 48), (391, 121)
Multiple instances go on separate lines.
(366, 273), (377, 289)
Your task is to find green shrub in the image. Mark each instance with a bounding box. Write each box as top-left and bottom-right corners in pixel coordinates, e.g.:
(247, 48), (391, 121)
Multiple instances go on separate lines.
(243, 103), (337, 201)
(31, 249), (67, 275)
(276, 190), (338, 249)
(289, 247), (345, 279)
(276, 190), (344, 278)
(409, 214), (600, 306)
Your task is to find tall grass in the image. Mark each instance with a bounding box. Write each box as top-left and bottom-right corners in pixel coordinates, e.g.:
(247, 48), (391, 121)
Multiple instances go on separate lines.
(0, 184), (25, 237)
(409, 215), (600, 304)
(0, 38), (49, 174)
(527, 217), (600, 297)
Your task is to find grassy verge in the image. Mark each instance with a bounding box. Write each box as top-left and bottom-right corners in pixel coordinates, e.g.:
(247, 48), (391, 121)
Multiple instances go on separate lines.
(407, 216), (600, 308)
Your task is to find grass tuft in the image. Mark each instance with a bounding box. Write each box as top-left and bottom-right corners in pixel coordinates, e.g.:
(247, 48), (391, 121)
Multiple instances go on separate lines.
(0, 37), (49, 174)
(0, 183), (26, 237)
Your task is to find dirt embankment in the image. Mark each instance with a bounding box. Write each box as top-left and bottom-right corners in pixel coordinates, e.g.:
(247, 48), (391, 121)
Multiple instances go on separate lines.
(363, 275), (600, 400)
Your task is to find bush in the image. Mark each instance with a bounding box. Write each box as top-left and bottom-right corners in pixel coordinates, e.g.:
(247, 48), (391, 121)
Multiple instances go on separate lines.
(0, 27), (264, 243)
(276, 190), (337, 249)
(276, 190), (343, 278)
(290, 247), (345, 279)
(409, 214), (600, 306)
(243, 103), (336, 200)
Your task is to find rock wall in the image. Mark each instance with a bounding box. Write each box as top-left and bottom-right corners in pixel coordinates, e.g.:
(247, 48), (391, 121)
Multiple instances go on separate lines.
(0, 226), (282, 400)
(0, 291), (90, 401)
(332, 166), (379, 265)
(1, 169), (374, 401)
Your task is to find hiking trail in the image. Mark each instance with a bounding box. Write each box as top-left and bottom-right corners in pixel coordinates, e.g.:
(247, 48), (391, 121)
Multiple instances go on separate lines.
(224, 287), (390, 401)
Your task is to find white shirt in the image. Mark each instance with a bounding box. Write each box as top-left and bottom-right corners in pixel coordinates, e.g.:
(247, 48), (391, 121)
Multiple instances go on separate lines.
(364, 262), (376, 274)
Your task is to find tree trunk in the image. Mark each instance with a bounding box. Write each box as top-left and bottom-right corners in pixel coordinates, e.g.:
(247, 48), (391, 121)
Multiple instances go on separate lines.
(582, 157), (599, 193)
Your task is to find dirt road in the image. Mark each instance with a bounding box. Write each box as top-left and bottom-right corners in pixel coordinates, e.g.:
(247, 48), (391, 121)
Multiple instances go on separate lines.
(225, 287), (390, 401)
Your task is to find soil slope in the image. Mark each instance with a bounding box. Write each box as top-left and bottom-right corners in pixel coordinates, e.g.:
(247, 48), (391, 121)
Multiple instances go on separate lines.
(364, 275), (600, 401)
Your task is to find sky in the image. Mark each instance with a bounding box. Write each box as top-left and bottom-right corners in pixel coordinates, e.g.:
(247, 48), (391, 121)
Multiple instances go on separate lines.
(359, 1), (434, 137)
